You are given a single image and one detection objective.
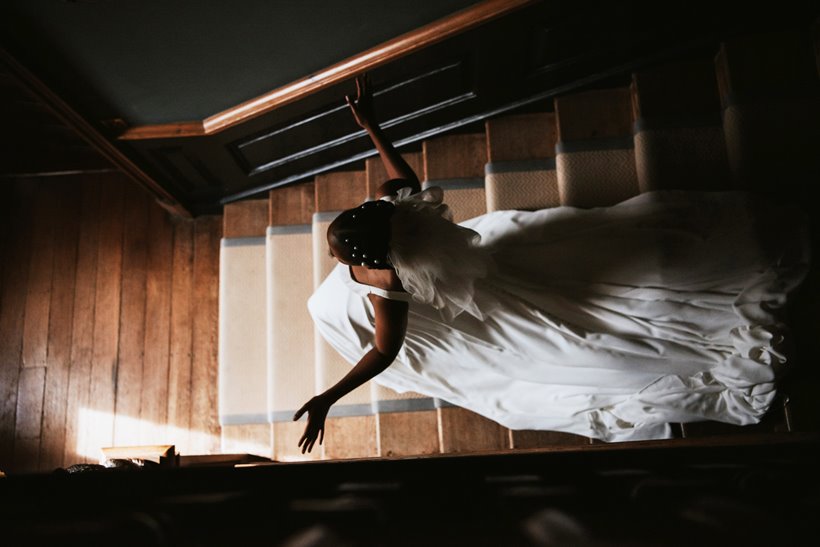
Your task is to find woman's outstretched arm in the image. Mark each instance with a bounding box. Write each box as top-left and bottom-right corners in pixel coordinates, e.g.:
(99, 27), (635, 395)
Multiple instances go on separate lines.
(346, 75), (421, 197)
(294, 294), (408, 453)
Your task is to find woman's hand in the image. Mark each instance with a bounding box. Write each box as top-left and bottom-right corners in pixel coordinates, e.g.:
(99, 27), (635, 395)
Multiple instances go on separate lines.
(293, 395), (331, 454)
(346, 74), (376, 129)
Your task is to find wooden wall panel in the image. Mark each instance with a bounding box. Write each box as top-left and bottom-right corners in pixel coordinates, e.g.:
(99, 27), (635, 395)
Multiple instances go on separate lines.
(0, 182), (33, 472)
(1, 172), (223, 474)
(113, 184), (149, 447)
(141, 202), (174, 445)
(190, 216), (222, 454)
(167, 219), (194, 455)
(14, 366), (46, 472)
(87, 178), (125, 463)
(63, 176), (102, 466)
(39, 182), (81, 471)
(21, 184), (56, 369)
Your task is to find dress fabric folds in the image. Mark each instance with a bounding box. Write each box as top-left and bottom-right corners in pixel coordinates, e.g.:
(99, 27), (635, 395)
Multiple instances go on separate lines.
(307, 189), (810, 442)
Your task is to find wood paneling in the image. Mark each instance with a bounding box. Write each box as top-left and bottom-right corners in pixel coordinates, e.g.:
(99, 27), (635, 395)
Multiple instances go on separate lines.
(63, 176), (102, 466)
(14, 367), (46, 472)
(167, 219), (195, 454)
(113, 184), (149, 446)
(0, 173), (222, 474)
(0, 182), (33, 471)
(190, 215), (222, 454)
(141, 203), (174, 445)
(87, 178), (125, 462)
(39, 183), (81, 471)
(0, 48), (188, 218)
(21, 184), (56, 369)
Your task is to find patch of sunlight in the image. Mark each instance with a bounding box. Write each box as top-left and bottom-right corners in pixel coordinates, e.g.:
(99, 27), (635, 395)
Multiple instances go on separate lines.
(220, 429), (273, 458)
(76, 407), (220, 462)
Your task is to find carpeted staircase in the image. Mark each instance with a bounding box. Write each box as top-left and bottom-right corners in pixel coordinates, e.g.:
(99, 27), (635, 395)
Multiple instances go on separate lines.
(218, 27), (819, 461)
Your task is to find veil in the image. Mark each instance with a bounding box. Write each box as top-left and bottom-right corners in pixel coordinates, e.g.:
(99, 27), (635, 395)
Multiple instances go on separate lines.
(381, 186), (493, 321)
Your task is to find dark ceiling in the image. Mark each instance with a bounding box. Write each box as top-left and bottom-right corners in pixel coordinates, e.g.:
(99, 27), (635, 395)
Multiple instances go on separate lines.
(0, 0), (480, 126)
(2, 1), (816, 216)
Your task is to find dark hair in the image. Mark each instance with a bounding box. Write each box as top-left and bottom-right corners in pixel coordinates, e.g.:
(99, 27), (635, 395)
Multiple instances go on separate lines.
(327, 200), (395, 269)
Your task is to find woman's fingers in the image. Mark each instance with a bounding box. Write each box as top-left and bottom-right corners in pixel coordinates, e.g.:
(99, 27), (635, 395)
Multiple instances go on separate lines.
(293, 404), (307, 421)
(300, 428), (314, 453)
(298, 424), (324, 454)
(355, 75), (363, 99)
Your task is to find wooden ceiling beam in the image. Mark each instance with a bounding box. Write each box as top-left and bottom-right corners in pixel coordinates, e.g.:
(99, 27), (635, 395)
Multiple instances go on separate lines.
(0, 48), (192, 218)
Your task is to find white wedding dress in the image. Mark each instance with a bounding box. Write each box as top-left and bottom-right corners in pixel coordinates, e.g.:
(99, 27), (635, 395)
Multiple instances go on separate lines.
(308, 188), (810, 442)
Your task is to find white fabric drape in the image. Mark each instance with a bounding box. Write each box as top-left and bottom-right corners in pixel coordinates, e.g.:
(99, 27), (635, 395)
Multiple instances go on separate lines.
(309, 190), (810, 441)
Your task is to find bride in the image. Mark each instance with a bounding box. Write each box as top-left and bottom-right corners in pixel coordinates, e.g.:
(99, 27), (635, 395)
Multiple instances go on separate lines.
(293, 75), (810, 454)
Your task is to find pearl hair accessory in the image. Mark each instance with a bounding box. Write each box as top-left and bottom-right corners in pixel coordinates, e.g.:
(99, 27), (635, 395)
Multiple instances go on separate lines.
(332, 199), (394, 269)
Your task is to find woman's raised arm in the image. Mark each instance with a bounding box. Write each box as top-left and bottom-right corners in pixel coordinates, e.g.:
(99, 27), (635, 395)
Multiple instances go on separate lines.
(293, 294), (408, 453)
(346, 75), (421, 198)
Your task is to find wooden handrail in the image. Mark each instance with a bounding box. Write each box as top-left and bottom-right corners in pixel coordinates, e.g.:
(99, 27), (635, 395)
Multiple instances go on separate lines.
(119, 0), (539, 141)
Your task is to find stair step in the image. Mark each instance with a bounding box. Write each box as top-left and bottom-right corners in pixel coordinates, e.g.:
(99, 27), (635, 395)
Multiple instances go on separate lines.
(632, 59), (731, 192)
(509, 430), (591, 449)
(267, 183), (319, 461)
(422, 131), (515, 454)
(366, 154), (442, 458)
(422, 132), (487, 223)
(223, 199), (269, 239)
(219, 199), (271, 458)
(554, 88), (639, 207)
(219, 31), (817, 461)
(438, 405), (509, 454)
(716, 30), (819, 193)
(365, 152), (423, 198)
(681, 399), (791, 438)
(484, 112), (597, 448)
(313, 171), (377, 459)
(485, 112), (560, 212)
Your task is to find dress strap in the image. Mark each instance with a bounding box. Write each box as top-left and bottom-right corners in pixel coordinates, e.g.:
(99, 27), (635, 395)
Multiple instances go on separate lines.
(343, 264), (413, 302)
(366, 286), (414, 302)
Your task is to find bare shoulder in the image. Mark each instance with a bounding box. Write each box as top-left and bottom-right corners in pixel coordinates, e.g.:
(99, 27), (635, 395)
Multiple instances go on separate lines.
(350, 265), (405, 292)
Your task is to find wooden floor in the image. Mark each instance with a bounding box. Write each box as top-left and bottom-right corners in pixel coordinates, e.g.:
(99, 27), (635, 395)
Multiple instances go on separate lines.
(0, 172), (222, 474)
(3, 433), (818, 546)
